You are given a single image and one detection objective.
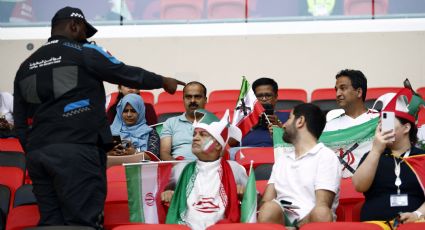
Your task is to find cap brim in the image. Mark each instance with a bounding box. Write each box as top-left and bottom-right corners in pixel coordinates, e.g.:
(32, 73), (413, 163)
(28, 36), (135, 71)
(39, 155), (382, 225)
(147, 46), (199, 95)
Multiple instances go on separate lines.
(85, 21), (97, 38)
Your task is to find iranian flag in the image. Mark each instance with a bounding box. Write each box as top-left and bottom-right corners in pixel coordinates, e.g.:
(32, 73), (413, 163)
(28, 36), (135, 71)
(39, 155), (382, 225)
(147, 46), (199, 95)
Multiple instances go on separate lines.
(272, 118), (379, 178)
(232, 77), (265, 136)
(404, 154), (425, 196)
(240, 162), (257, 223)
(125, 162), (174, 223)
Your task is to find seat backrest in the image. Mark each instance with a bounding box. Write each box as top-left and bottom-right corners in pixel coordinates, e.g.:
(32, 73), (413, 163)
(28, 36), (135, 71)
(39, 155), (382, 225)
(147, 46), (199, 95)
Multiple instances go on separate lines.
(397, 223), (425, 230)
(254, 163), (273, 180)
(205, 101), (237, 115)
(207, 0), (246, 19)
(235, 147), (274, 172)
(154, 102), (185, 123)
(13, 184), (36, 208)
(344, 0), (389, 15)
(0, 139), (24, 153)
(208, 90), (240, 103)
(140, 91), (155, 105)
(301, 222), (382, 230)
(276, 88), (307, 110)
(0, 152), (25, 170)
(107, 165), (126, 183)
(311, 88), (338, 114)
(365, 87), (403, 109)
(207, 223), (286, 229)
(160, 0), (204, 20)
(157, 91), (184, 104)
(113, 224), (191, 229)
(417, 87), (425, 98)
(6, 204), (39, 230)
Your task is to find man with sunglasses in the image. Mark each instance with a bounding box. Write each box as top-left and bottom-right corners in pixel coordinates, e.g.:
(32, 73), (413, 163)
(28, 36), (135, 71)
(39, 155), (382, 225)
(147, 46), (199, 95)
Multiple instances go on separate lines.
(240, 77), (289, 147)
(13, 6), (184, 229)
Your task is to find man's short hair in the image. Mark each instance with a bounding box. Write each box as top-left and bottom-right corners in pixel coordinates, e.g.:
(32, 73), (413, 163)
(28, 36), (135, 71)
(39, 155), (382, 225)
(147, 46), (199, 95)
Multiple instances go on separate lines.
(183, 81), (207, 97)
(252, 77), (278, 95)
(335, 69), (368, 101)
(293, 103), (326, 139)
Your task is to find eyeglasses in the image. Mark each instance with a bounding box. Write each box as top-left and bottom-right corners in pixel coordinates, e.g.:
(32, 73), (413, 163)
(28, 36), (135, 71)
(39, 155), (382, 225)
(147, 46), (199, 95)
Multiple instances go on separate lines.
(255, 93), (274, 100)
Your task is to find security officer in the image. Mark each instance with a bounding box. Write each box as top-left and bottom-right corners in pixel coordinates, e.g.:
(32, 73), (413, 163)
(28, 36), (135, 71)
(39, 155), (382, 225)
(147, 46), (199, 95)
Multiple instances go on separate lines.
(13, 6), (184, 229)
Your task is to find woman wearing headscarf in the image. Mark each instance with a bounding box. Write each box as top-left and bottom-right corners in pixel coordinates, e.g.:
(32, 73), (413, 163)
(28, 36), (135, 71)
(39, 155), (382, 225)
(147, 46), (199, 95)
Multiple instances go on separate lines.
(107, 94), (159, 166)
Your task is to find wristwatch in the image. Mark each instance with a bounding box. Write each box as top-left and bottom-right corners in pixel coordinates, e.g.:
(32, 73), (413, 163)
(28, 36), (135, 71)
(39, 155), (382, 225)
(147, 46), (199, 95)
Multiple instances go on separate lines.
(413, 210), (423, 219)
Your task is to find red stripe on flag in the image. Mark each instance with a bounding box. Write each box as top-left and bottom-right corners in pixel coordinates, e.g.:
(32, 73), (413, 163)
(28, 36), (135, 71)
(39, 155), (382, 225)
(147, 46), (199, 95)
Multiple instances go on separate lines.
(236, 102), (264, 136)
(155, 163), (173, 223)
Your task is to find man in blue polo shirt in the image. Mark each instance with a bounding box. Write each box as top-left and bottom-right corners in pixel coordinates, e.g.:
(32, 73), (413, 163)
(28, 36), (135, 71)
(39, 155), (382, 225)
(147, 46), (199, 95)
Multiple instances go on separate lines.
(160, 81), (207, 161)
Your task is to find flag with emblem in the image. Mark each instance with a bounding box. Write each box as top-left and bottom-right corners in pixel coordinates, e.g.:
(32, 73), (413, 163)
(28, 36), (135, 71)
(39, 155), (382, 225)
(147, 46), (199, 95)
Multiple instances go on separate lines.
(125, 162), (174, 223)
(232, 77), (265, 136)
(240, 161), (257, 223)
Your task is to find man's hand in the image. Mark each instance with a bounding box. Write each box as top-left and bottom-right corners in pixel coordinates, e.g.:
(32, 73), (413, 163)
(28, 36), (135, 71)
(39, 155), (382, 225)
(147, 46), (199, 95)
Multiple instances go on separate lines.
(0, 118), (10, 130)
(161, 190), (174, 203)
(162, 77), (186, 94)
(237, 184), (245, 200)
(266, 114), (282, 127)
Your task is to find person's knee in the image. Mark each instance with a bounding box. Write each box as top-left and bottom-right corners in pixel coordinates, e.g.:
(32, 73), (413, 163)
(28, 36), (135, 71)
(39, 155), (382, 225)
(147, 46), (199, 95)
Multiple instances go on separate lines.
(310, 206), (333, 222)
(258, 201), (284, 224)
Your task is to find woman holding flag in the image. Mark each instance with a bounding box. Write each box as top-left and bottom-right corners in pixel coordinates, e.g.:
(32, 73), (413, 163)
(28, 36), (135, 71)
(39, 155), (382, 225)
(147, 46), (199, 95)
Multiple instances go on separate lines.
(353, 87), (425, 228)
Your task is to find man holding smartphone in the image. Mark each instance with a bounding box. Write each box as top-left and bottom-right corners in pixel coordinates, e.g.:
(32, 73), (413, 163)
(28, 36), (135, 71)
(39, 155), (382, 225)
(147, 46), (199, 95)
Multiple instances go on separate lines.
(240, 78), (289, 147)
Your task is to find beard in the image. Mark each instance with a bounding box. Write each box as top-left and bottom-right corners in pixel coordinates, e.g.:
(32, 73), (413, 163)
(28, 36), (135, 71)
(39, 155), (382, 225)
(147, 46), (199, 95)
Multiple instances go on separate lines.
(282, 123), (296, 144)
(282, 131), (292, 144)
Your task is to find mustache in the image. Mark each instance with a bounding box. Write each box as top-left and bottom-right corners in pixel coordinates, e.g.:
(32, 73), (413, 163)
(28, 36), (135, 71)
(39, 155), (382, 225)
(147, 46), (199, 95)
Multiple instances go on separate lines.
(189, 102), (199, 107)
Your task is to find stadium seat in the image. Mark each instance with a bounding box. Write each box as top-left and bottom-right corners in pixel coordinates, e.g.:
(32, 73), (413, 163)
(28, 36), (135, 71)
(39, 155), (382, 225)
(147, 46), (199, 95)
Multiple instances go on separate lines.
(208, 90), (240, 103)
(417, 87), (425, 98)
(207, 0), (247, 19)
(0, 152), (26, 199)
(205, 101), (237, 117)
(108, 91), (155, 105)
(311, 88), (338, 115)
(207, 223), (285, 229)
(351, 200), (363, 222)
(107, 165), (127, 183)
(154, 102), (186, 123)
(397, 223), (425, 230)
(106, 181), (129, 204)
(157, 91), (184, 104)
(0, 139), (24, 153)
(0, 185), (11, 230)
(338, 178), (364, 222)
(300, 222), (382, 230)
(13, 184), (36, 208)
(365, 87), (403, 109)
(256, 180), (268, 196)
(344, 0), (389, 16)
(235, 147), (274, 172)
(160, 0), (204, 20)
(276, 88), (307, 110)
(25, 226), (95, 230)
(113, 224), (191, 229)
(254, 163), (273, 180)
(6, 204), (39, 230)
(104, 202), (131, 230)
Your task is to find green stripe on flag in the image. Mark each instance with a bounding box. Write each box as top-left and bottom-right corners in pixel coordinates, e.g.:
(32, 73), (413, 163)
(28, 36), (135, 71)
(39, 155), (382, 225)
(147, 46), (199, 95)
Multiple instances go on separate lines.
(240, 166), (257, 223)
(237, 77), (250, 103)
(125, 165), (145, 223)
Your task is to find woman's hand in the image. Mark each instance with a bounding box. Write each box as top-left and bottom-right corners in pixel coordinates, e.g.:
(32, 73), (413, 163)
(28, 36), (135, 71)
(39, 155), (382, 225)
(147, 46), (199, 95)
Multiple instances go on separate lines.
(399, 212), (422, 223)
(371, 122), (395, 155)
(108, 144), (126, 156)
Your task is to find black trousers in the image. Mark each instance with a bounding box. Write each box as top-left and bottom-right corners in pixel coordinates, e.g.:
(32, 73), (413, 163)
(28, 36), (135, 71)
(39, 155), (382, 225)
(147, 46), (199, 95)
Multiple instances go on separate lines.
(26, 143), (107, 229)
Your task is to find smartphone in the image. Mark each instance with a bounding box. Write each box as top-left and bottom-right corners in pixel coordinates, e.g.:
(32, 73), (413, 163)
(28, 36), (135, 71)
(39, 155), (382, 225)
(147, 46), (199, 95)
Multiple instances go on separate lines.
(263, 103), (274, 115)
(381, 111), (395, 141)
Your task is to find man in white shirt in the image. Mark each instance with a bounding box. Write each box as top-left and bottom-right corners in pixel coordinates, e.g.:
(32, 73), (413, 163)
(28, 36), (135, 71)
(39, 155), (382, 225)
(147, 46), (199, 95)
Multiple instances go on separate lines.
(324, 69), (379, 177)
(258, 103), (341, 227)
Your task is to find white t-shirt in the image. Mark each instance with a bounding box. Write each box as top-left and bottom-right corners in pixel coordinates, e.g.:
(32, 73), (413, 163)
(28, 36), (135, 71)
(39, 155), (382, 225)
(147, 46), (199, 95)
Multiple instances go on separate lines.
(324, 110), (379, 132)
(268, 143), (342, 220)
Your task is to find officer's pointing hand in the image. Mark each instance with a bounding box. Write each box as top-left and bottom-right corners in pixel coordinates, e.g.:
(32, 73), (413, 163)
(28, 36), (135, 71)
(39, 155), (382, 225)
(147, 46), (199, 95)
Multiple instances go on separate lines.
(162, 77), (186, 94)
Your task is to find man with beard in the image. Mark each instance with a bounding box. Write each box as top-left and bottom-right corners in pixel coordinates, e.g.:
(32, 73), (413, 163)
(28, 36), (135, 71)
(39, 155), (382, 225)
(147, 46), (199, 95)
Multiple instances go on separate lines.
(258, 103), (341, 227)
(160, 81), (208, 160)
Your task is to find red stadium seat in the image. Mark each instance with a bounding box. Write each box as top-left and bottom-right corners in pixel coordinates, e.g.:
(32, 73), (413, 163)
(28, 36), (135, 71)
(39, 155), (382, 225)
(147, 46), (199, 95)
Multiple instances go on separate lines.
(300, 222), (382, 230)
(0, 184), (11, 230)
(6, 205), (39, 230)
(207, 223), (285, 229)
(344, 0), (389, 16)
(207, 0), (246, 19)
(160, 0), (204, 20)
(104, 202), (131, 230)
(140, 92), (155, 105)
(397, 223), (425, 230)
(417, 87), (425, 98)
(235, 147), (274, 172)
(106, 182), (129, 204)
(205, 101), (237, 116)
(107, 165), (127, 183)
(157, 91), (184, 104)
(338, 178), (364, 222)
(276, 88), (307, 110)
(208, 90), (240, 103)
(311, 88), (338, 114)
(365, 87), (403, 109)
(255, 180), (268, 196)
(154, 102), (186, 123)
(0, 138), (24, 153)
(113, 224), (191, 229)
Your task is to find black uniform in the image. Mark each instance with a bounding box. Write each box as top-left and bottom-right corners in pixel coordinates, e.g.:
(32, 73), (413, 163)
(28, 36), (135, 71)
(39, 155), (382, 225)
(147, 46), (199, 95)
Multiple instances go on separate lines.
(13, 36), (163, 228)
